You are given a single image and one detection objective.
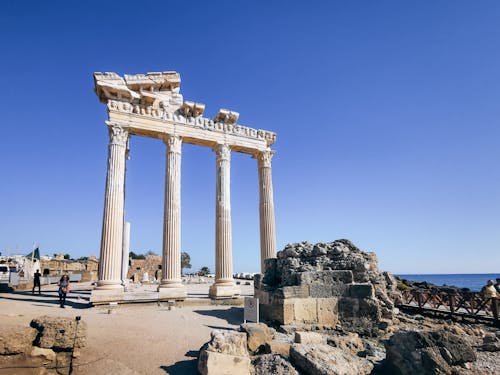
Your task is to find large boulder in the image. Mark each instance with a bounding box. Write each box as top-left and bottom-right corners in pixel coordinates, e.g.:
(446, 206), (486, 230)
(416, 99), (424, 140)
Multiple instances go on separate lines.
(240, 323), (275, 352)
(0, 326), (37, 355)
(251, 354), (298, 375)
(30, 316), (87, 351)
(198, 330), (251, 375)
(385, 330), (477, 375)
(290, 343), (374, 375)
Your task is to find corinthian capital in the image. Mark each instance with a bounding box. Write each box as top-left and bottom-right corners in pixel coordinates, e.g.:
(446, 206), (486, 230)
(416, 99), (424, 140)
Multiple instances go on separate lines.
(214, 143), (231, 161)
(257, 149), (275, 168)
(108, 124), (129, 146)
(163, 135), (182, 154)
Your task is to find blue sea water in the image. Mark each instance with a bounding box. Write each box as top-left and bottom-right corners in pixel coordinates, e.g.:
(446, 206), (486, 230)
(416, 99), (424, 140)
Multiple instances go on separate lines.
(396, 274), (500, 292)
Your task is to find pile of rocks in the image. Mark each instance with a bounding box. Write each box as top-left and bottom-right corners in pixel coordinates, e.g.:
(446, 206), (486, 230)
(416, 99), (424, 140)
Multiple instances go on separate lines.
(255, 239), (401, 335)
(198, 323), (376, 375)
(0, 316), (86, 375)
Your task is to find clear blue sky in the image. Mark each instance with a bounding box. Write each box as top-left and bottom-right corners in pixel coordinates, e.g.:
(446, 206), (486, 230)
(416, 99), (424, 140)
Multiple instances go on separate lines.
(1, 1), (499, 274)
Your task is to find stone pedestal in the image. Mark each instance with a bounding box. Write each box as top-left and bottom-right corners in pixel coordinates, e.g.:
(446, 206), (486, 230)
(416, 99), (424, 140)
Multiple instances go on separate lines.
(210, 144), (240, 299)
(158, 135), (186, 300)
(91, 124), (128, 303)
(257, 150), (277, 273)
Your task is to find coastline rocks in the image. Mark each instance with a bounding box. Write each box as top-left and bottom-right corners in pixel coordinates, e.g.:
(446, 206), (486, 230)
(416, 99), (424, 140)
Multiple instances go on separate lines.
(30, 316), (87, 350)
(384, 330), (476, 374)
(290, 343), (374, 375)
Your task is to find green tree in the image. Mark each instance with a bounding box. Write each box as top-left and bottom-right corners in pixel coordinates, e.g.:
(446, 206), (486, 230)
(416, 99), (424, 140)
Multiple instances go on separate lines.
(129, 251), (145, 260)
(77, 256), (89, 261)
(63, 254), (71, 260)
(199, 266), (210, 276)
(181, 252), (191, 273)
(145, 250), (158, 256)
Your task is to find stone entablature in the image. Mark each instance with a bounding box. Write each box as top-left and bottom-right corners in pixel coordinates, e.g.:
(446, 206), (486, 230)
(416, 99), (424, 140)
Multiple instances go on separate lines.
(95, 72), (276, 153)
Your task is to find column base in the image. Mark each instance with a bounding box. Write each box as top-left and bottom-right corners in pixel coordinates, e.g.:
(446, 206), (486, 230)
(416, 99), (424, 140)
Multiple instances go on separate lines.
(90, 287), (124, 304)
(209, 283), (241, 299)
(158, 285), (186, 300)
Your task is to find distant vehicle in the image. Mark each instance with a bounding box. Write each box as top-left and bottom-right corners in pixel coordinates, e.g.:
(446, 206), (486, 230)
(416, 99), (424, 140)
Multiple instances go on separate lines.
(0, 265), (9, 283)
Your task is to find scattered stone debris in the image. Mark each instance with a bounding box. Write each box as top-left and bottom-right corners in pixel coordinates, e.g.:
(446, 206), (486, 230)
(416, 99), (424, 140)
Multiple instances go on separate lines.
(31, 315), (87, 350)
(197, 239), (500, 375)
(385, 330), (477, 374)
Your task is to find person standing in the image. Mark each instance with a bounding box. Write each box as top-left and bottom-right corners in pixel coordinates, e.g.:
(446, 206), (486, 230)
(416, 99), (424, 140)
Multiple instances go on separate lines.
(58, 275), (70, 308)
(482, 279), (499, 320)
(32, 269), (41, 295)
(494, 278), (500, 294)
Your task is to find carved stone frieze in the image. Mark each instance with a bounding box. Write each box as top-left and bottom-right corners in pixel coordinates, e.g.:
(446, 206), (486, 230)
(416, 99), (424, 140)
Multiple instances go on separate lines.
(96, 71), (277, 149)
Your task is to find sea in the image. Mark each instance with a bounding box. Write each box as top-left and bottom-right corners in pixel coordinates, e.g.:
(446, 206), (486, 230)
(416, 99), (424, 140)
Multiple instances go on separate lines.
(396, 274), (500, 292)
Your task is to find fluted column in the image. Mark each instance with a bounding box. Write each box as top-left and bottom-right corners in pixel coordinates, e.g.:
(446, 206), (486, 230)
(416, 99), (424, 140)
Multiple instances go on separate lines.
(95, 124), (128, 292)
(158, 135), (186, 299)
(257, 149), (277, 273)
(209, 144), (240, 298)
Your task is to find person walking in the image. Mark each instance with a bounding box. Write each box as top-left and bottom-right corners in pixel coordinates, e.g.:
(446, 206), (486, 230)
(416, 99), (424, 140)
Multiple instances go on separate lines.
(58, 274), (70, 308)
(482, 279), (499, 320)
(32, 269), (41, 295)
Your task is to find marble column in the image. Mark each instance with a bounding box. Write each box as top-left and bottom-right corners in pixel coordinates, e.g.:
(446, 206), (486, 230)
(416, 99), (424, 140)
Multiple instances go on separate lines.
(121, 221), (130, 288)
(158, 135), (186, 300)
(209, 144), (240, 298)
(257, 150), (277, 273)
(91, 124), (128, 303)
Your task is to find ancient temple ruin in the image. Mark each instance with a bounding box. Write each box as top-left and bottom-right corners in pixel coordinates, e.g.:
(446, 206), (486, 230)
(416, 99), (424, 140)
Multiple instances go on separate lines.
(91, 71), (277, 303)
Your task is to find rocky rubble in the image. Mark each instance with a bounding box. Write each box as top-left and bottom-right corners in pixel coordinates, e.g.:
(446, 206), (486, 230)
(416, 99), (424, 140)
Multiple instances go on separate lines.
(197, 240), (500, 375)
(0, 316), (86, 375)
(256, 240), (401, 335)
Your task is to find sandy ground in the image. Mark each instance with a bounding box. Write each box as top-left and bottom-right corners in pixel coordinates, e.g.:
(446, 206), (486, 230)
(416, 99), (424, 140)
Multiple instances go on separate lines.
(0, 282), (254, 374)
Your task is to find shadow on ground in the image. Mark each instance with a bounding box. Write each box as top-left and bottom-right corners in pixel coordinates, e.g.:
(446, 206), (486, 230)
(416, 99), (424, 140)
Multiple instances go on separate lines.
(0, 291), (91, 309)
(193, 307), (243, 325)
(160, 350), (199, 374)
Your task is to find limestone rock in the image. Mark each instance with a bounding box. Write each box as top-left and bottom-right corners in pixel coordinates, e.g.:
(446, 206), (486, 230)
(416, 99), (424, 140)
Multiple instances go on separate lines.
(30, 316), (87, 350)
(198, 350), (251, 375)
(206, 330), (248, 356)
(294, 331), (325, 345)
(240, 323), (275, 352)
(198, 330), (251, 375)
(480, 333), (500, 352)
(251, 354), (298, 375)
(31, 347), (57, 362)
(385, 330), (477, 375)
(290, 343), (374, 375)
(0, 326), (37, 355)
(327, 332), (364, 355)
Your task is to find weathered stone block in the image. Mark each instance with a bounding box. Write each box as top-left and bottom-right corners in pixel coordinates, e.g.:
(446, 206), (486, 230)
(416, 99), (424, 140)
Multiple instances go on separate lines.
(298, 270), (353, 285)
(293, 298), (317, 323)
(283, 300), (295, 324)
(251, 354), (298, 375)
(254, 289), (270, 305)
(290, 344), (374, 375)
(240, 323), (275, 352)
(30, 316), (87, 350)
(277, 285), (310, 299)
(0, 326), (36, 355)
(198, 350), (251, 375)
(294, 331), (325, 344)
(266, 340), (291, 357)
(348, 284), (374, 299)
(317, 298), (338, 326)
(310, 283), (347, 298)
(338, 298), (380, 320)
(206, 330), (248, 356)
